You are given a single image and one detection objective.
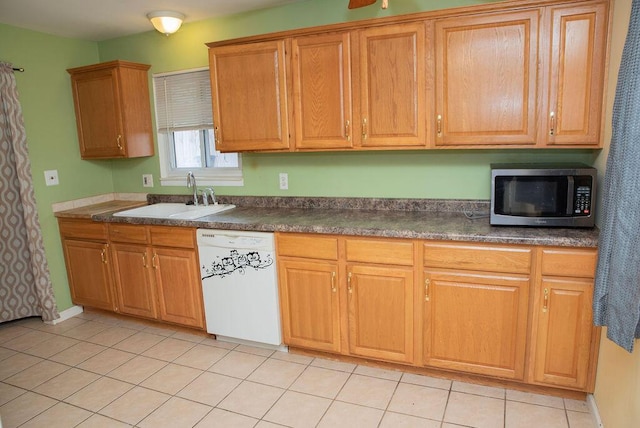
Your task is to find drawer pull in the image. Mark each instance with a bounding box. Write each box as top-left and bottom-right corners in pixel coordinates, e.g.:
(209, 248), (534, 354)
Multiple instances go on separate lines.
(331, 271), (337, 293)
(152, 253), (158, 269)
(425, 278), (430, 302)
(361, 118), (368, 140)
(100, 247), (108, 264)
(345, 120), (351, 141)
(437, 115), (442, 136)
(543, 288), (549, 313)
(116, 135), (123, 151)
(347, 272), (353, 294)
(549, 112), (555, 136)
(142, 252), (148, 268)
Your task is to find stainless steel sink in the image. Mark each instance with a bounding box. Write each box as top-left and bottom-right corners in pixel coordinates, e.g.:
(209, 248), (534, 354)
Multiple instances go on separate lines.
(113, 203), (236, 220)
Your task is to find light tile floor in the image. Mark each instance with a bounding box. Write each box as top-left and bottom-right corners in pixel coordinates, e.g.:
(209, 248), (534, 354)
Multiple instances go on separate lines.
(0, 312), (596, 428)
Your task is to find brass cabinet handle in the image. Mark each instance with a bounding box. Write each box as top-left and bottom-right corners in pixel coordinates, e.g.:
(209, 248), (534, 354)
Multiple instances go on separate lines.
(142, 252), (148, 268)
(151, 253), (158, 269)
(100, 246), (108, 264)
(345, 120), (351, 141)
(425, 278), (430, 302)
(361, 118), (368, 140)
(436, 115), (442, 136)
(116, 135), (123, 151)
(549, 112), (555, 136)
(214, 126), (221, 144)
(331, 271), (337, 293)
(543, 288), (549, 313)
(347, 272), (353, 293)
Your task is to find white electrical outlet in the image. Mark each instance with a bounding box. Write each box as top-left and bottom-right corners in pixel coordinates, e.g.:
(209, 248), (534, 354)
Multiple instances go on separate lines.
(142, 174), (154, 187)
(44, 170), (59, 186)
(279, 172), (288, 190)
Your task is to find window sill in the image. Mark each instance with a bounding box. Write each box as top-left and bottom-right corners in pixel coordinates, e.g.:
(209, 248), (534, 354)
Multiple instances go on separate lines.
(160, 176), (244, 187)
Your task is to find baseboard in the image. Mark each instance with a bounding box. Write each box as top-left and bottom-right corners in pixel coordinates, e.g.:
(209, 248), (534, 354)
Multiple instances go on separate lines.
(588, 394), (604, 428)
(45, 305), (83, 325)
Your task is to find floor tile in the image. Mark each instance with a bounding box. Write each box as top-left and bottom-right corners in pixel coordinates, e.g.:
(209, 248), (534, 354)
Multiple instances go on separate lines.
(0, 353), (43, 380)
(65, 377), (134, 412)
(235, 344), (275, 357)
(264, 390), (331, 428)
(317, 401), (384, 428)
(506, 400), (569, 428)
(354, 364), (403, 381)
(388, 382), (449, 420)
(218, 380), (284, 419)
(107, 355), (167, 384)
(0, 391), (56, 427)
(76, 413), (133, 427)
(141, 363), (202, 395)
(142, 325), (176, 337)
(138, 396), (212, 428)
(86, 326), (137, 347)
(0, 347), (17, 362)
(248, 358), (306, 388)
(209, 350), (267, 379)
(20, 401), (92, 428)
(49, 341), (106, 366)
(60, 320), (110, 340)
(336, 374), (397, 409)
(171, 330), (206, 343)
(141, 337), (195, 361)
(33, 367), (100, 400)
(194, 408), (257, 428)
(290, 366), (350, 399)
(3, 330), (56, 352)
(565, 398), (590, 413)
(380, 411), (441, 428)
(255, 422), (287, 428)
(112, 318), (147, 331)
(200, 337), (237, 350)
(452, 380), (506, 399)
(78, 348), (135, 375)
(99, 386), (170, 425)
(311, 357), (357, 373)
(4, 360), (69, 390)
(567, 410), (596, 428)
(0, 382), (26, 406)
(177, 372), (241, 406)
(444, 391), (504, 428)
(38, 317), (87, 334)
(173, 343), (229, 370)
(0, 325), (31, 342)
(112, 331), (166, 354)
(401, 372), (452, 390)
(507, 389), (565, 409)
(22, 335), (79, 358)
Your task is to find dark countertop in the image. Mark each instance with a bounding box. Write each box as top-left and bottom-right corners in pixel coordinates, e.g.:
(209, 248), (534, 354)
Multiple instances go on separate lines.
(65, 195), (600, 248)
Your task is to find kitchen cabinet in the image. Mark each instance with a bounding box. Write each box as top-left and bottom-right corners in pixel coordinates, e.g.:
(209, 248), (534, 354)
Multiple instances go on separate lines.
(530, 247), (599, 390)
(543, 2), (609, 146)
(109, 224), (205, 329)
(277, 234), (341, 352)
(422, 242), (531, 379)
(58, 219), (115, 311)
(208, 40), (291, 152)
(434, 10), (539, 147)
(67, 60), (154, 159)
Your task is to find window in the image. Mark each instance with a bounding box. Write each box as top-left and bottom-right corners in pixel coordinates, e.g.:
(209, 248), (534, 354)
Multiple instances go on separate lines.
(153, 68), (242, 186)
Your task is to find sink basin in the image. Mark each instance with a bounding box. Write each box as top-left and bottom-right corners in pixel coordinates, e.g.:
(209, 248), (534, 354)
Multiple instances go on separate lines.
(113, 203), (236, 220)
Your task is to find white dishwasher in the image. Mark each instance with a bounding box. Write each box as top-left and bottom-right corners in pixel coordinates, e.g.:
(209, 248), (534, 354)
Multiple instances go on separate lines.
(197, 229), (283, 347)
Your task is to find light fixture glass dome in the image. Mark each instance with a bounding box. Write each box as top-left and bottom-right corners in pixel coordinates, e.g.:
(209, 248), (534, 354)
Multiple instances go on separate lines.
(147, 11), (185, 36)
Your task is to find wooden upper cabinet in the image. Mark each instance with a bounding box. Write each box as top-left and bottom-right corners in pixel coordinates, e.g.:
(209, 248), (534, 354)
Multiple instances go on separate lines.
(357, 23), (427, 148)
(292, 32), (353, 150)
(543, 2), (608, 146)
(67, 60), (154, 159)
(209, 40), (291, 152)
(434, 11), (539, 146)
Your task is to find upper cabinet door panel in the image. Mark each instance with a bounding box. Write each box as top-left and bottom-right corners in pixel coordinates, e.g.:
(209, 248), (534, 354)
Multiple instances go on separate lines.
(545, 2), (608, 146)
(435, 11), (539, 146)
(209, 40), (290, 152)
(358, 23), (427, 147)
(292, 32), (353, 150)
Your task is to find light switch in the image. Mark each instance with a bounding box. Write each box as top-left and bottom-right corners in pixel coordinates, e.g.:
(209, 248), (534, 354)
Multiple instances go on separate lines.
(44, 170), (59, 186)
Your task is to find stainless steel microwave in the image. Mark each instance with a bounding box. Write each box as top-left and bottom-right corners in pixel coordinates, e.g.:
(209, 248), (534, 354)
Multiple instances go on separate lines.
(490, 163), (596, 228)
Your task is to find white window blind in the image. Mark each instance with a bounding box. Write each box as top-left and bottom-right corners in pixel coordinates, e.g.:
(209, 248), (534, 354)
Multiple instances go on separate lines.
(154, 69), (213, 132)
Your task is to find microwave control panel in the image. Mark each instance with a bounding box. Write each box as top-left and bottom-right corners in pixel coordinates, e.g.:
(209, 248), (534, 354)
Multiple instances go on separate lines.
(575, 186), (591, 215)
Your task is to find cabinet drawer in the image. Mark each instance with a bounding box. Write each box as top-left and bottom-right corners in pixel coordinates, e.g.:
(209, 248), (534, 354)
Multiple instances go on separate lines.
(150, 226), (196, 249)
(541, 248), (597, 278)
(424, 242), (531, 274)
(58, 219), (107, 240)
(109, 224), (149, 244)
(346, 238), (413, 266)
(277, 233), (338, 260)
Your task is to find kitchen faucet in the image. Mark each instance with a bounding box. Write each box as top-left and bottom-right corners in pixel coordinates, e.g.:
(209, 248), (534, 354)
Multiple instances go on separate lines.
(198, 187), (217, 206)
(186, 172), (198, 206)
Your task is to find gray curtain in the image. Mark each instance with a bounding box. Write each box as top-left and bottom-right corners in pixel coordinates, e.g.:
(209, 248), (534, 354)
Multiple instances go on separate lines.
(0, 62), (59, 322)
(593, 0), (640, 352)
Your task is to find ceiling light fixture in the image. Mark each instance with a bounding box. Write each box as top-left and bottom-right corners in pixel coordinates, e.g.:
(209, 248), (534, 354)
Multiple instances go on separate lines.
(147, 11), (185, 36)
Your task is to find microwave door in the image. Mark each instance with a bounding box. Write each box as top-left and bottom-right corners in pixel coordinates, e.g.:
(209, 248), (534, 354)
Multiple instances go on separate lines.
(566, 176), (574, 215)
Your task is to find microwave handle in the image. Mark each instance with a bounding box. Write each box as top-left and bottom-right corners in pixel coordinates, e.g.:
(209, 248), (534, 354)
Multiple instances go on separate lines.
(566, 176), (575, 215)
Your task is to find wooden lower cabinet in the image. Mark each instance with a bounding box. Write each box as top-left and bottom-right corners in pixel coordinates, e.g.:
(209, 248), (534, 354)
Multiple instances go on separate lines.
(110, 243), (156, 319)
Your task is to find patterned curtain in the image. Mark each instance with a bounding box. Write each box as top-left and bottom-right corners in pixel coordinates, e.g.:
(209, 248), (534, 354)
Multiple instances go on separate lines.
(0, 62), (59, 322)
(593, 0), (640, 352)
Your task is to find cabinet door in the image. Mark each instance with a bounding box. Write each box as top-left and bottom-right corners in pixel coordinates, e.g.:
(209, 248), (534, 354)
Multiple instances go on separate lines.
(423, 271), (529, 379)
(357, 23), (427, 148)
(111, 243), (157, 319)
(209, 40), (290, 152)
(70, 68), (124, 158)
(62, 239), (115, 311)
(347, 264), (414, 364)
(292, 32), (353, 150)
(153, 247), (205, 329)
(278, 259), (341, 352)
(544, 2), (608, 146)
(531, 277), (594, 389)
(435, 11), (539, 146)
